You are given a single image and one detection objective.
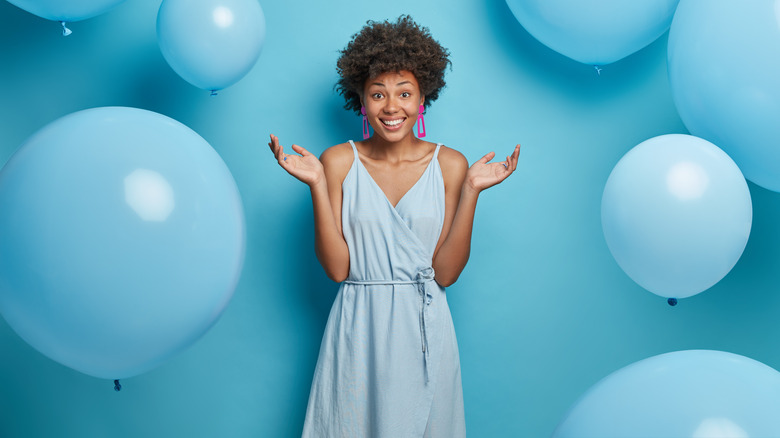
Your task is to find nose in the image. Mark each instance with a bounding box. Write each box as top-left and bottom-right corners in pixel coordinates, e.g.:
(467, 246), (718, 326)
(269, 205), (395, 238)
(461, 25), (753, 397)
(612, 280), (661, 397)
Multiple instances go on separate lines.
(383, 95), (400, 113)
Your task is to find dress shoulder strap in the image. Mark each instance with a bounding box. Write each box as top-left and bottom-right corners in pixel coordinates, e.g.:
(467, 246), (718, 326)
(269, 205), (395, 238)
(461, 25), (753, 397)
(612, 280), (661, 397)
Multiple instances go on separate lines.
(433, 143), (443, 161)
(348, 140), (359, 158)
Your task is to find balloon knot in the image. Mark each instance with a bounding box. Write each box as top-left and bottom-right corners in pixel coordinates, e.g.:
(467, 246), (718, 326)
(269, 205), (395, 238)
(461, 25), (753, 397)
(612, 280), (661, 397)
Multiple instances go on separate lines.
(210, 90), (218, 97)
(667, 298), (678, 307)
(61, 22), (72, 37)
(114, 379), (122, 392)
(593, 65), (602, 76)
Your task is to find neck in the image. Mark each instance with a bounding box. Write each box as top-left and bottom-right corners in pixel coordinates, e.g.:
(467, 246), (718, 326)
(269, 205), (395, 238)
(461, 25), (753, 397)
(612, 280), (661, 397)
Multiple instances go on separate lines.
(363, 134), (426, 162)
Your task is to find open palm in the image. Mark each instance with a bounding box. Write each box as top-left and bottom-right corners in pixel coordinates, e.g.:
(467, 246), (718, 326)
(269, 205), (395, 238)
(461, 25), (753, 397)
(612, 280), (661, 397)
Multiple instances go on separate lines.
(268, 134), (324, 187)
(466, 145), (521, 192)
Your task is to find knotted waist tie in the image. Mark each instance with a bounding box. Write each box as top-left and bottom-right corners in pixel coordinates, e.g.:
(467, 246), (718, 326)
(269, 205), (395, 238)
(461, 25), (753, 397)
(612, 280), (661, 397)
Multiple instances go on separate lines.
(344, 267), (436, 382)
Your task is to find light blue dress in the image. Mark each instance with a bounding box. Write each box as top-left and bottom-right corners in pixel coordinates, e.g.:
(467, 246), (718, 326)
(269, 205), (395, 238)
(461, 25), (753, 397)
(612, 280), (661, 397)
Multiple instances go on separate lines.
(302, 140), (466, 437)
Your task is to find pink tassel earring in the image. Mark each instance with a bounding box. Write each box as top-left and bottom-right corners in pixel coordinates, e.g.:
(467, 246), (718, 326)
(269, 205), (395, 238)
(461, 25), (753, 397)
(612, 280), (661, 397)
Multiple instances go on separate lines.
(361, 106), (370, 140)
(417, 105), (426, 138)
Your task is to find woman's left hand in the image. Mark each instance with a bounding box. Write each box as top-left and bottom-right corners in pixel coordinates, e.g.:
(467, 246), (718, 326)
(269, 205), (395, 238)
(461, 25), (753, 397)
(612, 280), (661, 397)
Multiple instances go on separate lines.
(465, 144), (521, 192)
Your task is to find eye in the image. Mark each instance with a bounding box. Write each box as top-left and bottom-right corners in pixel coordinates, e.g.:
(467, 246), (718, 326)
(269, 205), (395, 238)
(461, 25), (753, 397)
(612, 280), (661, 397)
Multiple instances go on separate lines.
(371, 92), (383, 99)
(401, 92), (411, 98)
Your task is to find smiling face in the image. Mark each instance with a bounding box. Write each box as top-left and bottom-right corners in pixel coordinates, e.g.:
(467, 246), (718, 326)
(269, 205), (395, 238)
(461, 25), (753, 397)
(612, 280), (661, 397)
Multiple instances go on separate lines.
(362, 70), (425, 143)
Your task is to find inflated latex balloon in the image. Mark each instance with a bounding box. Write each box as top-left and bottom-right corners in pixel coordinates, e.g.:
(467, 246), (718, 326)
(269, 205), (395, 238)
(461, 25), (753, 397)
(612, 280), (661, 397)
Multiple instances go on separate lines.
(6, 0), (127, 35)
(601, 134), (751, 300)
(668, 0), (780, 192)
(505, 0), (679, 66)
(553, 350), (780, 437)
(0, 107), (245, 380)
(157, 0), (266, 94)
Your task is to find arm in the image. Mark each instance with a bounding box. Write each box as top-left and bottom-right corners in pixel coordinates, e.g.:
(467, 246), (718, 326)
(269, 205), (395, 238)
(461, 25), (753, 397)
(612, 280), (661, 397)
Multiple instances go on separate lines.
(269, 135), (350, 282)
(432, 145), (521, 287)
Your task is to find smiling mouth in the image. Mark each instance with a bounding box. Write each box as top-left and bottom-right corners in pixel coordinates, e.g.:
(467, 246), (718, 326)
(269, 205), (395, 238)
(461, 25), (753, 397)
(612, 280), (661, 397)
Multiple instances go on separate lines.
(381, 118), (405, 128)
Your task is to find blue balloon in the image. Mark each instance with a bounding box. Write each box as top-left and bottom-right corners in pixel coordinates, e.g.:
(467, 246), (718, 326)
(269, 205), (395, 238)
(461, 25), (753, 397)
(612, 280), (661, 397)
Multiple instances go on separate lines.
(553, 350), (780, 437)
(668, 0), (780, 192)
(601, 134), (751, 299)
(157, 0), (266, 93)
(505, 0), (679, 65)
(0, 107), (246, 380)
(7, 0), (126, 22)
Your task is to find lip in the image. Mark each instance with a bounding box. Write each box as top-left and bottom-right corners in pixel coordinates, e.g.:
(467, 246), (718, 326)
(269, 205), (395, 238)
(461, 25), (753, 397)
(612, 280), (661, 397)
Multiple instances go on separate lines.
(379, 117), (406, 131)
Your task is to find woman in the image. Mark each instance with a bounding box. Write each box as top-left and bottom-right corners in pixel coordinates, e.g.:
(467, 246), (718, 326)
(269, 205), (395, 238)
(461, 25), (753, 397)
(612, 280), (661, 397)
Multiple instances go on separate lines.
(269, 15), (520, 437)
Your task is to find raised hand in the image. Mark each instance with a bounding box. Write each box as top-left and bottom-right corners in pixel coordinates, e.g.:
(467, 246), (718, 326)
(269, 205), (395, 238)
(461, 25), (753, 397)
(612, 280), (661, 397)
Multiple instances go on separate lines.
(465, 144), (520, 192)
(268, 134), (325, 187)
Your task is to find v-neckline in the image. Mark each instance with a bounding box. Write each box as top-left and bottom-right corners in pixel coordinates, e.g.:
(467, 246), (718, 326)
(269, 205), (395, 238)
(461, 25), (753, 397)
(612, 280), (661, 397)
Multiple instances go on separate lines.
(351, 141), (438, 209)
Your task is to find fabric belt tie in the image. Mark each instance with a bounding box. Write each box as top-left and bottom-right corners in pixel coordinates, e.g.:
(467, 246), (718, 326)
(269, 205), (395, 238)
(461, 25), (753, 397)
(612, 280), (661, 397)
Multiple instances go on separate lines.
(344, 267), (436, 382)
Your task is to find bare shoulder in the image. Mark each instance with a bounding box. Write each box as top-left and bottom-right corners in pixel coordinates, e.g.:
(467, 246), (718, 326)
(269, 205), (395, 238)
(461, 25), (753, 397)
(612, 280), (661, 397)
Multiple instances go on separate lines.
(321, 142), (354, 170)
(437, 145), (468, 181)
(320, 142), (353, 164)
(320, 142), (355, 183)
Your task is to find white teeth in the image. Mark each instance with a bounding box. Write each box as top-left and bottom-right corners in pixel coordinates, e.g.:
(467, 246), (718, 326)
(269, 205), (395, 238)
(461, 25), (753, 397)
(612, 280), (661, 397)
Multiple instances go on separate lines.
(382, 119), (403, 126)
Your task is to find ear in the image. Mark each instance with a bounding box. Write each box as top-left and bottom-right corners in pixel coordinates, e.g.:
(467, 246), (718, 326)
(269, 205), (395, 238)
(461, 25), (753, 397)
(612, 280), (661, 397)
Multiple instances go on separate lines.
(420, 95), (425, 107)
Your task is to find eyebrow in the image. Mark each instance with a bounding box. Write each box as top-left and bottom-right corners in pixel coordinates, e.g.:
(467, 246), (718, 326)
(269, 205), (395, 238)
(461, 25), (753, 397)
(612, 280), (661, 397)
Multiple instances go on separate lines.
(369, 80), (414, 87)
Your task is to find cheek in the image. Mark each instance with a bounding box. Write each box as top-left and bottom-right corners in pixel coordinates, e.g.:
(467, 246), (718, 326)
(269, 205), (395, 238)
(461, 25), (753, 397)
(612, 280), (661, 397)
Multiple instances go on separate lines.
(365, 104), (381, 117)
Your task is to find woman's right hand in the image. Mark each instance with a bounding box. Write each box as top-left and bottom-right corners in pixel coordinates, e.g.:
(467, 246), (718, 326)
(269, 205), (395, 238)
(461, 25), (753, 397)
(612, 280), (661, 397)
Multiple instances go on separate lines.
(268, 134), (325, 187)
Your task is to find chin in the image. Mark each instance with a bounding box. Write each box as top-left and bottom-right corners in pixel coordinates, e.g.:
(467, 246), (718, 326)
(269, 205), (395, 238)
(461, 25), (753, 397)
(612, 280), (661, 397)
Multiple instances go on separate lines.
(376, 129), (415, 143)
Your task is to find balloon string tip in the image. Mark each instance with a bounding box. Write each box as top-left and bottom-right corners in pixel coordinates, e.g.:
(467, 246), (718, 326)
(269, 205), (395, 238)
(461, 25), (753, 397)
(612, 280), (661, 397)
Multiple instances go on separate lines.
(593, 65), (602, 76)
(61, 22), (72, 37)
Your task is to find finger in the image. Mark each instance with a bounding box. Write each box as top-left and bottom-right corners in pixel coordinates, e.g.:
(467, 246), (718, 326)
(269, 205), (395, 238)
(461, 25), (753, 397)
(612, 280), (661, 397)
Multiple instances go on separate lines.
(276, 145), (287, 165)
(478, 151), (496, 164)
(291, 143), (310, 156)
(270, 135), (283, 157)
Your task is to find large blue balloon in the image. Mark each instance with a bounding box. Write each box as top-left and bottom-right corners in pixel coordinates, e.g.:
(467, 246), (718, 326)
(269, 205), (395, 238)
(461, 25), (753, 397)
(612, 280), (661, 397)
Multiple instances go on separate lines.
(0, 107), (245, 380)
(601, 134), (751, 299)
(6, 0), (126, 22)
(157, 0), (266, 93)
(505, 0), (679, 65)
(553, 350), (780, 437)
(668, 0), (780, 192)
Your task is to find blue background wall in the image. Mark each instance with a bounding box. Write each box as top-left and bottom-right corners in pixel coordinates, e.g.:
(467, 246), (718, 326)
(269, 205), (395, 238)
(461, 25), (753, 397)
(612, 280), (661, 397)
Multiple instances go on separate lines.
(2, 0), (780, 436)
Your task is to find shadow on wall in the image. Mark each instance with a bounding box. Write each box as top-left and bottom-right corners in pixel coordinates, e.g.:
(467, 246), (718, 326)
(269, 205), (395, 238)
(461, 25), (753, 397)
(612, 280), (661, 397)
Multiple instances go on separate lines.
(122, 51), (204, 118)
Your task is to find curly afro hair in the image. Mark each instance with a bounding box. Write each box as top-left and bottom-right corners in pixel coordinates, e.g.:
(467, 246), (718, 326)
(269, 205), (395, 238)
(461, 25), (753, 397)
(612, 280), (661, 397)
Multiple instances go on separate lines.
(335, 15), (451, 115)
